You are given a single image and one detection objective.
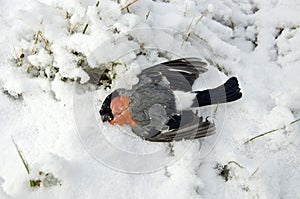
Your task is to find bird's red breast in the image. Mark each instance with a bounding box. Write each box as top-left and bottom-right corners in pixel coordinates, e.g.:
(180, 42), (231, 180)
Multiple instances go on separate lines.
(109, 96), (136, 126)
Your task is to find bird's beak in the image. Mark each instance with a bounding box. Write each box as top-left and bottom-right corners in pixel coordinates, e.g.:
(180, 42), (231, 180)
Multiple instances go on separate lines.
(109, 119), (115, 125)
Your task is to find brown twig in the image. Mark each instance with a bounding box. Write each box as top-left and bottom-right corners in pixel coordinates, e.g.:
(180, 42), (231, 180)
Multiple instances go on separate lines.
(181, 16), (195, 47)
(26, 30), (51, 72)
(196, 9), (209, 25)
(121, 0), (138, 11)
(228, 161), (244, 168)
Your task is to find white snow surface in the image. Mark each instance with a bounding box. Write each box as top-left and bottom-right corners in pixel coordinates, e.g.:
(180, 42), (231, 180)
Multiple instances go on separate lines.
(1, 0), (300, 198)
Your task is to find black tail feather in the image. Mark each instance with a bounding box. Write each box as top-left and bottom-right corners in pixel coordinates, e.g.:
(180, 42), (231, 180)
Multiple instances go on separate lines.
(192, 77), (242, 107)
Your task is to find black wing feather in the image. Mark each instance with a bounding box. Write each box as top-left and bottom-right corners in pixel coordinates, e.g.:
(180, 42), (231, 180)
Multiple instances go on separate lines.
(143, 111), (216, 142)
(138, 58), (208, 91)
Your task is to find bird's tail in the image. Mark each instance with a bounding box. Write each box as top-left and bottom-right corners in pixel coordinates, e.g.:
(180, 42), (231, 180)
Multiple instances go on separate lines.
(192, 77), (242, 107)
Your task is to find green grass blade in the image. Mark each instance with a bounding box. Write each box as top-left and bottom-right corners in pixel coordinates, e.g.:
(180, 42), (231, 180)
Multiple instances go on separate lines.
(12, 138), (30, 175)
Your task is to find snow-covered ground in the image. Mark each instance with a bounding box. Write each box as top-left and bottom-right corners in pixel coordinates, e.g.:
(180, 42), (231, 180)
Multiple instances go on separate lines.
(1, 0), (300, 198)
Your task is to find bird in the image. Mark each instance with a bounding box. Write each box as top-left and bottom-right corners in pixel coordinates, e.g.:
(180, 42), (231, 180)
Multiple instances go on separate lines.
(99, 57), (242, 142)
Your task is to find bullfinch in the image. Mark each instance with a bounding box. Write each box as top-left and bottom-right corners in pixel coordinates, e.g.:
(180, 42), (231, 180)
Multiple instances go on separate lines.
(100, 58), (242, 142)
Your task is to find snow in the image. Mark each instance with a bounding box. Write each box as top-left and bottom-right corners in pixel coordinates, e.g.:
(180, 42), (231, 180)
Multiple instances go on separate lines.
(207, 4), (214, 13)
(1, 0), (300, 198)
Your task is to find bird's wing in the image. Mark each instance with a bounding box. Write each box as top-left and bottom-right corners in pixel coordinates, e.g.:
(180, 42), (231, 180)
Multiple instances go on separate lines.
(137, 58), (208, 91)
(141, 111), (216, 142)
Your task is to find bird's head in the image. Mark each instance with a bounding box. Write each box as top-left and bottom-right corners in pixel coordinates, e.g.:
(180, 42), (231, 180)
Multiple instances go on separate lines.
(99, 94), (136, 126)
